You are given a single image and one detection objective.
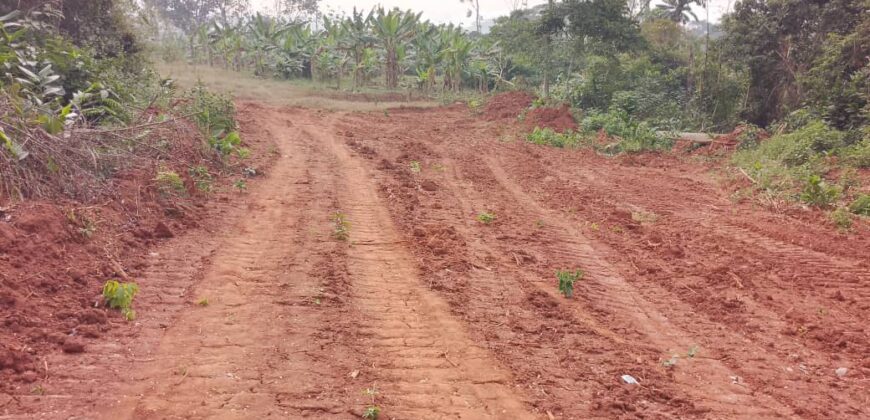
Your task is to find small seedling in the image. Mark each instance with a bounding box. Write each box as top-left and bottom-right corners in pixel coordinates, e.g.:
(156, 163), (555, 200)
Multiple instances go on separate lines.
(663, 356), (679, 368)
(410, 161), (422, 174)
(556, 270), (584, 298)
(362, 387), (380, 419)
(31, 384), (46, 395)
(197, 298), (210, 307)
(687, 345), (699, 358)
(233, 179), (247, 193)
(476, 212), (496, 224)
(332, 212), (351, 241)
(102, 280), (139, 321)
(363, 406), (380, 420)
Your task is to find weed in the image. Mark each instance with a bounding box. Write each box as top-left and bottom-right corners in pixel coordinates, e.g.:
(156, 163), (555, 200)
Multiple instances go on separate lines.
(197, 298), (210, 307)
(410, 161), (422, 174)
(363, 387), (380, 420)
(662, 356), (679, 368)
(526, 127), (585, 149)
(800, 175), (840, 208)
(363, 406), (380, 420)
(476, 212), (496, 224)
(189, 166), (213, 193)
(687, 345), (700, 358)
(556, 270), (584, 298)
(535, 219), (545, 228)
(431, 163), (447, 172)
(332, 212), (351, 241)
(233, 179), (247, 193)
(102, 280), (139, 321)
(31, 384), (46, 395)
(829, 207), (853, 230)
(849, 194), (870, 216)
(155, 170), (185, 196)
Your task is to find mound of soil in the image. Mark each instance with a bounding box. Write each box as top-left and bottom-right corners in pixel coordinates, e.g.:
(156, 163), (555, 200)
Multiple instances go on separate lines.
(524, 104), (577, 133)
(0, 107), (276, 387)
(483, 91), (535, 121)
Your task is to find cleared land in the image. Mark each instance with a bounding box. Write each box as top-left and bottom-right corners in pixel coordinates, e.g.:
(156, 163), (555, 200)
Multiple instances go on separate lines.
(4, 97), (868, 419)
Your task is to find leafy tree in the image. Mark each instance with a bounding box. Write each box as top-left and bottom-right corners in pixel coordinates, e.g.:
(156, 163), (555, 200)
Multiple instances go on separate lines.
(655, 0), (706, 24)
(371, 8), (421, 89)
(722, 0), (867, 126)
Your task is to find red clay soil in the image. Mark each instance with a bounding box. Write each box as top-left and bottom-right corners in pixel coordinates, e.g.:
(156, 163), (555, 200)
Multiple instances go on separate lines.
(483, 91), (535, 121)
(4, 101), (869, 419)
(524, 104), (578, 133)
(0, 110), (275, 387)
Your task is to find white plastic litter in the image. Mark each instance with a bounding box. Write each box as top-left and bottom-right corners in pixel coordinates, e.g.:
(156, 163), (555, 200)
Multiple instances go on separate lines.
(621, 374), (639, 385)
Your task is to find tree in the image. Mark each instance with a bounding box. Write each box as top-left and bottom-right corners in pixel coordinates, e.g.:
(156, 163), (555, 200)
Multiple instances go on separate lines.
(371, 8), (421, 89)
(277, 0), (320, 21)
(460, 0), (481, 34)
(655, 0), (706, 24)
(722, 0), (867, 126)
(546, 0), (644, 55)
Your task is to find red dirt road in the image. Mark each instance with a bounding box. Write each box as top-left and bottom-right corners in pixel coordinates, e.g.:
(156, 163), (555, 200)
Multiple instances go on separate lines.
(3, 103), (868, 419)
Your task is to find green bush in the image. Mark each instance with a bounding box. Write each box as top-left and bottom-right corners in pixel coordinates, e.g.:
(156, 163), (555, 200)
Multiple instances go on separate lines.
(850, 194), (870, 216)
(582, 109), (671, 153)
(800, 175), (841, 208)
(748, 121), (846, 167)
(526, 127), (586, 148)
(829, 207), (853, 230)
(102, 280), (139, 321)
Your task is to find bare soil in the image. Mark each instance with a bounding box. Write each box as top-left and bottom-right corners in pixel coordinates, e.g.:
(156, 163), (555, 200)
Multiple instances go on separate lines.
(2, 101), (868, 419)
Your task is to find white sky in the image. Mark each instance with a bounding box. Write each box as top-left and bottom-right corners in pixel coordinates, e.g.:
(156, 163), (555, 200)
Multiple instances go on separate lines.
(252, 1), (734, 27)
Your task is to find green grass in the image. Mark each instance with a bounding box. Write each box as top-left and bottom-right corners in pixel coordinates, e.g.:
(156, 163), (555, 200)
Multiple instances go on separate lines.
(157, 61), (439, 112)
(476, 212), (496, 224)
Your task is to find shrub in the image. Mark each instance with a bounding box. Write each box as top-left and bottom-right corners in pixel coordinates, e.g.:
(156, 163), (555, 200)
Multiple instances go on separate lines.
(526, 127), (586, 148)
(800, 175), (840, 208)
(155, 170), (185, 196)
(750, 121), (846, 167)
(189, 165), (212, 193)
(582, 109), (671, 153)
(850, 194), (870, 216)
(102, 280), (139, 321)
(829, 207), (853, 230)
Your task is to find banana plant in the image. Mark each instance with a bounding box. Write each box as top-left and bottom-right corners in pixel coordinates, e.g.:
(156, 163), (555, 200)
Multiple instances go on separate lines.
(371, 8), (421, 89)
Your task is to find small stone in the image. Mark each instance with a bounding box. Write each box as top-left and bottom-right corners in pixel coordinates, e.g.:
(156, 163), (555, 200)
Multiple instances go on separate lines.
(349, 370), (360, 379)
(621, 374), (639, 385)
(835, 367), (848, 377)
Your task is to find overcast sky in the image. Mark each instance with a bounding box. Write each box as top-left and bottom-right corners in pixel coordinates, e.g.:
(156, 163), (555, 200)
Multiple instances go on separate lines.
(251, 1), (735, 26)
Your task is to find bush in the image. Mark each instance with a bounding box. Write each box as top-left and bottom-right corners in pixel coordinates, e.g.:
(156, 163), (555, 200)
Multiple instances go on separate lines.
(582, 109), (672, 153)
(102, 280), (139, 321)
(829, 207), (853, 230)
(850, 194), (870, 216)
(800, 175), (841, 208)
(749, 121), (846, 167)
(526, 127), (586, 148)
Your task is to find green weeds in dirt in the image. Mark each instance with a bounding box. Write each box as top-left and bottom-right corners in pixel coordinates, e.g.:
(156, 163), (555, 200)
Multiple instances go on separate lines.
(476, 212), (496, 224)
(233, 179), (247, 193)
(849, 194), (870, 216)
(800, 175), (841, 208)
(197, 298), (210, 307)
(556, 270), (584, 298)
(102, 280), (139, 321)
(189, 166), (213, 193)
(362, 387), (380, 420)
(410, 161), (422, 174)
(829, 207), (853, 231)
(155, 170), (185, 196)
(333, 212), (351, 241)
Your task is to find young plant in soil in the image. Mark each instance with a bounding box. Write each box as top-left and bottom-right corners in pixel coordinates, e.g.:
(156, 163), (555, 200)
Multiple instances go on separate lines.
(556, 270), (584, 298)
(102, 280), (139, 321)
(410, 161), (422, 174)
(332, 212), (351, 241)
(363, 387), (380, 419)
(234, 179), (248, 193)
(476, 212), (496, 224)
